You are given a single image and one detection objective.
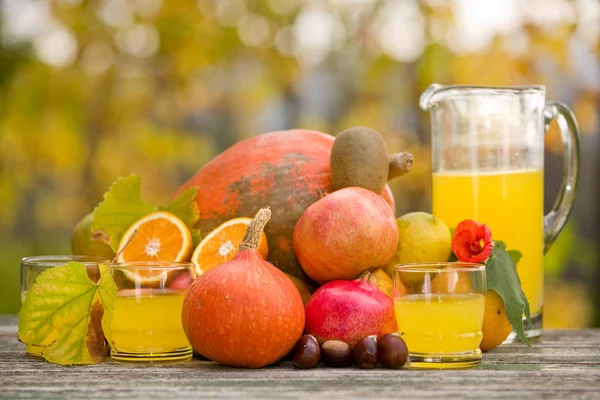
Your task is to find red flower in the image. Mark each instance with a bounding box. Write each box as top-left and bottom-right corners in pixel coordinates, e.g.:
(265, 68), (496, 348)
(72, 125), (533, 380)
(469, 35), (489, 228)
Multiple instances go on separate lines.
(452, 220), (494, 263)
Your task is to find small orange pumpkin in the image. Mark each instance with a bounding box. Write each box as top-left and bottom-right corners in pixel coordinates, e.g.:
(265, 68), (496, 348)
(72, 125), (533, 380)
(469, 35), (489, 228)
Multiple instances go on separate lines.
(181, 208), (305, 368)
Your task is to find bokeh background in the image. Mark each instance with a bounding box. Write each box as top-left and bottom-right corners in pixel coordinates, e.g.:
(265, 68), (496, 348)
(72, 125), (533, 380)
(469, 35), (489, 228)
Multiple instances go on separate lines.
(0, 0), (598, 328)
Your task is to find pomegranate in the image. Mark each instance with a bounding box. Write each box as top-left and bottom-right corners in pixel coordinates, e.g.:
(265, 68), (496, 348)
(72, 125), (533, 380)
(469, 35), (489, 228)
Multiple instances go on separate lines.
(293, 187), (398, 284)
(168, 270), (193, 290)
(304, 271), (398, 348)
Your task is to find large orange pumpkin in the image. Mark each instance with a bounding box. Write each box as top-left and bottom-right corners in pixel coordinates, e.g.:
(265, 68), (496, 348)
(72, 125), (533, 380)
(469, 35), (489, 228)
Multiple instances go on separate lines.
(175, 129), (395, 283)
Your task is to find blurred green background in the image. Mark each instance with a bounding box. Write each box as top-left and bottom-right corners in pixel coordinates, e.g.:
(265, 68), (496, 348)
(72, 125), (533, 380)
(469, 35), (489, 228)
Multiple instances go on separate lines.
(0, 0), (598, 328)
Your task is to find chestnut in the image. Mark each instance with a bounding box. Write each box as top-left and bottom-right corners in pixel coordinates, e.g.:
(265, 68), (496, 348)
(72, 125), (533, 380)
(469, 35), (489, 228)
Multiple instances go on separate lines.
(352, 335), (378, 369)
(292, 334), (321, 369)
(377, 333), (408, 369)
(321, 340), (352, 367)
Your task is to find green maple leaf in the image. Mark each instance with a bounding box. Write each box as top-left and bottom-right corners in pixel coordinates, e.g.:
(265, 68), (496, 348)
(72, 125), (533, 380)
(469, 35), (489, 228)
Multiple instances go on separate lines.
(92, 174), (199, 251)
(486, 241), (531, 346)
(18, 262), (117, 365)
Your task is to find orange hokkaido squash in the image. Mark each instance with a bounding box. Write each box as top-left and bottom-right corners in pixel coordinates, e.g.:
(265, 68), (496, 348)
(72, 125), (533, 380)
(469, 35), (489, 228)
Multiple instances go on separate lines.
(174, 129), (395, 285)
(181, 208), (305, 368)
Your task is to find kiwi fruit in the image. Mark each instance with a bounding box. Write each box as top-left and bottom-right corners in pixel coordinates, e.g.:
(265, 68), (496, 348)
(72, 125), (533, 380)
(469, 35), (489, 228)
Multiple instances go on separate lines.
(330, 126), (389, 193)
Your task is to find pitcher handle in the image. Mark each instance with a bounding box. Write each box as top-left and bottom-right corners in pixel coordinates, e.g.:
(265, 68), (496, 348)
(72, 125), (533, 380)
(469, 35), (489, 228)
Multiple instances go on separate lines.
(542, 101), (581, 253)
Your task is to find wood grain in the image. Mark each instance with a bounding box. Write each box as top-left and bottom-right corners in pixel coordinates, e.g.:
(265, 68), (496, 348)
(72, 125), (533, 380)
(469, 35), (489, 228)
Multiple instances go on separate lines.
(1, 315), (599, 399)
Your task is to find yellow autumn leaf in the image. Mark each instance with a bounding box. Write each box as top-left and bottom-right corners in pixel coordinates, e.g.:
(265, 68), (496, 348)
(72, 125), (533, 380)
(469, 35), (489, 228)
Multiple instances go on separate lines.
(18, 262), (117, 365)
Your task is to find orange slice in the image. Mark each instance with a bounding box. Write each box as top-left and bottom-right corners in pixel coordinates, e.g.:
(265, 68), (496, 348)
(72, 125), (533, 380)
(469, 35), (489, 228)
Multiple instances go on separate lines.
(116, 211), (192, 286)
(191, 217), (268, 277)
(117, 211), (192, 263)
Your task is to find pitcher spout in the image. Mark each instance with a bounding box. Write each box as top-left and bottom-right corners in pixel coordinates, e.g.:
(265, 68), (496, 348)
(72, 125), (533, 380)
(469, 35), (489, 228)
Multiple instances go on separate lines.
(419, 83), (446, 110)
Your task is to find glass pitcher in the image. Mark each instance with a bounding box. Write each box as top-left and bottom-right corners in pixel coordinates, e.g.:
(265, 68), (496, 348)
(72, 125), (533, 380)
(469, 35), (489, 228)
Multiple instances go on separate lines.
(420, 84), (580, 339)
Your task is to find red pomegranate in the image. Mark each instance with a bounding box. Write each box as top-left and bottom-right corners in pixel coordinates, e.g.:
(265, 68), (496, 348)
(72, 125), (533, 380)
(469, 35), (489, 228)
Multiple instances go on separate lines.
(293, 187), (399, 284)
(304, 271), (398, 348)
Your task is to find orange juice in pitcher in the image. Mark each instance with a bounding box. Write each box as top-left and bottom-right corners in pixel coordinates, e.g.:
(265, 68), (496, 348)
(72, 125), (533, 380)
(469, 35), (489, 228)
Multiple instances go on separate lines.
(421, 84), (580, 339)
(432, 169), (544, 312)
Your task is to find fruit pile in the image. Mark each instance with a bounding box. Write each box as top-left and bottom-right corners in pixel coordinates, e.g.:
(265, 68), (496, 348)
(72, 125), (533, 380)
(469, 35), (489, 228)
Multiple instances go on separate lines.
(55, 126), (529, 367)
(176, 127), (414, 368)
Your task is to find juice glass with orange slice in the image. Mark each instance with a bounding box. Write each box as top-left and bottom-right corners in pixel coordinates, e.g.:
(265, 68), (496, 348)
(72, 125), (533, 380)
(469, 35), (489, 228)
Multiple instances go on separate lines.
(20, 255), (110, 357)
(394, 262), (486, 369)
(109, 261), (194, 363)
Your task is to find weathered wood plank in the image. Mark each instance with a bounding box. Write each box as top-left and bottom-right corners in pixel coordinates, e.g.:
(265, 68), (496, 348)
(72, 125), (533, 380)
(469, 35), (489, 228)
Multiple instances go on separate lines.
(1, 315), (599, 399)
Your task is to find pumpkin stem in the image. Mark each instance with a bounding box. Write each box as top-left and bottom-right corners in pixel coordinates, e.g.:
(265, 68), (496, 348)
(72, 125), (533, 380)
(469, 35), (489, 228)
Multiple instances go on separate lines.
(388, 152), (414, 180)
(240, 207), (271, 251)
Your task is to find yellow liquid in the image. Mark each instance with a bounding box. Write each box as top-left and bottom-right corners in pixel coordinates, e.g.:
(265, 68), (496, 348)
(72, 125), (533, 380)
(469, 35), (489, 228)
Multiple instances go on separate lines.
(432, 169), (544, 313)
(111, 290), (190, 355)
(395, 293), (485, 354)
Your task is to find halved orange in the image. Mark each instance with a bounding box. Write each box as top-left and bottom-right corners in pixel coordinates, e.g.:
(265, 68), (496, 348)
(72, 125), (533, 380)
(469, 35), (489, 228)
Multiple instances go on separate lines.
(116, 211), (192, 286)
(117, 211), (192, 262)
(191, 217), (268, 277)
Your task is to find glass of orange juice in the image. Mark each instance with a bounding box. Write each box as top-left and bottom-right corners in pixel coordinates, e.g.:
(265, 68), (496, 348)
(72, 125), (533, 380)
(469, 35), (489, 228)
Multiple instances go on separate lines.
(394, 262), (486, 369)
(420, 84), (580, 340)
(109, 261), (194, 363)
(20, 255), (110, 357)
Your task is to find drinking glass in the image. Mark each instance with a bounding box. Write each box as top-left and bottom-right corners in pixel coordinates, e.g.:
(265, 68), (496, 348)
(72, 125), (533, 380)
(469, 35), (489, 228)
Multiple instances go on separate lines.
(394, 262), (486, 369)
(108, 261), (194, 363)
(420, 84), (580, 339)
(20, 255), (110, 357)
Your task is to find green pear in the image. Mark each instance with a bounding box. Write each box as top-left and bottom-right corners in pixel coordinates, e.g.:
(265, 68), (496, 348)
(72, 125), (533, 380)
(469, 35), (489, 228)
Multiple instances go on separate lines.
(71, 213), (116, 259)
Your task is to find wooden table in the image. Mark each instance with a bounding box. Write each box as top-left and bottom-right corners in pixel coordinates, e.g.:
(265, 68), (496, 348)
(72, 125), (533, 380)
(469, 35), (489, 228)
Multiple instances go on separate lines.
(1, 315), (599, 399)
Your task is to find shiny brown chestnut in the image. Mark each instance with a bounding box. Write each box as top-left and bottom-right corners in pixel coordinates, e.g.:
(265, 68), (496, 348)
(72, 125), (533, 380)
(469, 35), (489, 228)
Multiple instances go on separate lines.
(377, 333), (408, 369)
(352, 335), (378, 369)
(292, 334), (321, 369)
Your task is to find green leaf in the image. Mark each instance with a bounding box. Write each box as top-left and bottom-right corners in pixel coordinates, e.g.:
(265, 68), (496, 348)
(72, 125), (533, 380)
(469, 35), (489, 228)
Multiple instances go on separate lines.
(497, 241), (523, 269)
(507, 250), (522, 266)
(92, 174), (199, 252)
(486, 241), (531, 346)
(18, 262), (117, 365)
(158, 186), (200, 228)
(92, 175), (155, 251)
